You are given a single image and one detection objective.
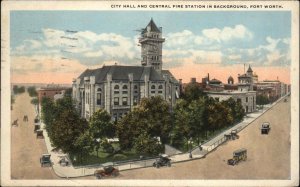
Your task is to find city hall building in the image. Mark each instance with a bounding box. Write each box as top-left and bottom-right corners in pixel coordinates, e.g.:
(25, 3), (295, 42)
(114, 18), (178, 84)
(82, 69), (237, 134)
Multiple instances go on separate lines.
(72, 19), (179, 120)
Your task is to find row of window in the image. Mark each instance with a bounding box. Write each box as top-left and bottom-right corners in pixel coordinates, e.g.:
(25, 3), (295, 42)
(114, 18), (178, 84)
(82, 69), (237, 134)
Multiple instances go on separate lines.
(113, 97), (138, 106)
(113, 84), (163, 90)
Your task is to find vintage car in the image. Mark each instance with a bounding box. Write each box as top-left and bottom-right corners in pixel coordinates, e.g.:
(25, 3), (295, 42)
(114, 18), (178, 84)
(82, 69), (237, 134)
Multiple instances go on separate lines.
(40, 154), (51, 167)
(224, 130), (239, 140)
(153, 154), (171, 168)
(94, 162), (119, 179)
(34, 124), (40, 132)
(261, 122), (271, 134)
(36, 129), (44, 138)
(227, 148), (247, 166)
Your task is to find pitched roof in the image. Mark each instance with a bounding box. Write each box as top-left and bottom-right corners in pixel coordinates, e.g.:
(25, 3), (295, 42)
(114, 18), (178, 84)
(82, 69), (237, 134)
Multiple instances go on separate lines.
(142, 19), (161, 34)
(162, 70), (179, 84)
(78, 65), (166, 83)
(247, 65), (253, 73)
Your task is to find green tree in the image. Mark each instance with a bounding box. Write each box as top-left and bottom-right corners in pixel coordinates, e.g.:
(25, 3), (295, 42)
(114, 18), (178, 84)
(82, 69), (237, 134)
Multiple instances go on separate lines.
(89, 109), (115, 155)
(41, 97), (56, 139)
(51, 109), (88, 154)
(116, 96), (172, 154)
(74, 131), (94, 163)
(31, 97), (39, 105)
(138, 96), (172, 144)
(27, 86), (37, 97)
(172, 99), (191, 149)
(256, 95), (270, 106)
(188, 98), (205, 144)
(234, 100), (245, 122)
(13, 85), (25, 95)
(133, 132), (164, 155)
(182, 83), (205, 102)
(116, 109), (146, 150)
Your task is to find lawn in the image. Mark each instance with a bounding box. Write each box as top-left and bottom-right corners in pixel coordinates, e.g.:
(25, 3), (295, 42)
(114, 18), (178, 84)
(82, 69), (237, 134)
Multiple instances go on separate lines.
(70, 143), (155, 167)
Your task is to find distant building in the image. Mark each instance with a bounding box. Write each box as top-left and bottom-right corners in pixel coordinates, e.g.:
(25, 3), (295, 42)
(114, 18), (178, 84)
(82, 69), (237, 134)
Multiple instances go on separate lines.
(206, 65), (256, 113)
(73, 19), (179, 120)
(37, 85), (69, 103)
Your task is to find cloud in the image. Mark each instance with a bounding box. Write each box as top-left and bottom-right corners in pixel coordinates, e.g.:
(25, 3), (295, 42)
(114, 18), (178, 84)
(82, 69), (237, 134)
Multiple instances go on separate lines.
(202, 25), (253, 42)
(222, 36), (290, 66)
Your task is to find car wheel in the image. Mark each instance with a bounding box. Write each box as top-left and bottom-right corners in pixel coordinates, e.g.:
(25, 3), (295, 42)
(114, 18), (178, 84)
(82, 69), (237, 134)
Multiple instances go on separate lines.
(156, 165), (160, 168)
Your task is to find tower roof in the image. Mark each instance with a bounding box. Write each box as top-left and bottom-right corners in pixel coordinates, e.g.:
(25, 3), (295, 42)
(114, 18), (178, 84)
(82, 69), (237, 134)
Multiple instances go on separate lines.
(247, 65), (253, 73)
(142, 18), (161, 34)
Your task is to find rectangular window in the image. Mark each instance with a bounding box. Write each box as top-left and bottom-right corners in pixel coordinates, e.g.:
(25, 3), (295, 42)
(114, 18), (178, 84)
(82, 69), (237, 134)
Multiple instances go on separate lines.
(133, 97), (138, 106)
(114, 97), (119, 105)
(158, 91), (163, 94)
(122, 97), (128, 106)
(122, 91), (128, 94)
(246, 97), (248, 102)
(215, 97), (219, 102)
(114, 91), (119, 94)
(237, 98), (242, 103)
(151, 91), (155, 94)
(97, 93), (101, 105)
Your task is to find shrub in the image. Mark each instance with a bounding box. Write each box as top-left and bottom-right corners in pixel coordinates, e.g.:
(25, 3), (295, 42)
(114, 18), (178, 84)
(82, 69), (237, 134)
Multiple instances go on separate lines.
(113, 154), (127, 160)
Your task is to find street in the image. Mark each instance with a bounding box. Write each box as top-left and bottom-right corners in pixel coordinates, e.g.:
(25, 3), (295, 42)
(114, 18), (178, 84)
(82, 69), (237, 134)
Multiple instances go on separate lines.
(116, 97), (291, 179)
(10, 92), (290, 179)
(11, 93), (59, 179)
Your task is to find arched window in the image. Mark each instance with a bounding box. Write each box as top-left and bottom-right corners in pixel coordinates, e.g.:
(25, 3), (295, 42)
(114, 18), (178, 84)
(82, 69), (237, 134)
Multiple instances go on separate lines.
(134, 85), (138, 89)
(97, 88), (102, 92)
(158, 85), (163, 89)
(114, 85), (119, 90)
(122, 85), (128, 90)
(151, 85), (156, 89)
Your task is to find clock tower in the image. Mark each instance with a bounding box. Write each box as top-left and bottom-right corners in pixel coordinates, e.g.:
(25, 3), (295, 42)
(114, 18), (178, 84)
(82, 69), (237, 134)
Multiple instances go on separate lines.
(139, 19), (165, 71)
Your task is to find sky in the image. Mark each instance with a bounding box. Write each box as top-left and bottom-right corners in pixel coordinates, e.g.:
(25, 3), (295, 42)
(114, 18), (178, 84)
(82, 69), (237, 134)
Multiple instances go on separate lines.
(10, 11), (291, 84)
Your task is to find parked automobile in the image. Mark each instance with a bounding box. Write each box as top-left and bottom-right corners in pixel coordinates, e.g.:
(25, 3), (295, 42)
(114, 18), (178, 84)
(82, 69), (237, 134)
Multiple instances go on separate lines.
(224, 130), (239, 140)
(40, 154), (51, 167)
(227, 148), (247, 166)
(261, 122), (271, 134)
(36, 129), (44, 138)
(153, 154), (171, 168)
(34, 124), (40, 132)
(94, 162), (119, 179)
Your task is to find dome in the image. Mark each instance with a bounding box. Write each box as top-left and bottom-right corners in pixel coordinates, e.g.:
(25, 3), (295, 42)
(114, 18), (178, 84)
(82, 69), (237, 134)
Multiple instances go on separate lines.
(209, 78), (222, 85)
(228, 76), (234, 84)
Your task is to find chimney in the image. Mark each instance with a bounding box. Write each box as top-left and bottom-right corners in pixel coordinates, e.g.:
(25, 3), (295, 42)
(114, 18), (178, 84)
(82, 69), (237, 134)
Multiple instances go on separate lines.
(208, 73), (210, 81)
(191, 78), (196, 83)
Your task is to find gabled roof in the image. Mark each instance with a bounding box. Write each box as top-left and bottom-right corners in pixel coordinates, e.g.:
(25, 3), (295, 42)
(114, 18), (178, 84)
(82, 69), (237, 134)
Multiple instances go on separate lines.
(142, 18), (161, 34)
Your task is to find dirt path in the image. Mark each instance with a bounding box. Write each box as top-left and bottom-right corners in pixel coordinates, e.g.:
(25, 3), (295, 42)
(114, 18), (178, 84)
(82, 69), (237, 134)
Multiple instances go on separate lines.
(11, 92), (59, 179)
(117, 98), (291, 179)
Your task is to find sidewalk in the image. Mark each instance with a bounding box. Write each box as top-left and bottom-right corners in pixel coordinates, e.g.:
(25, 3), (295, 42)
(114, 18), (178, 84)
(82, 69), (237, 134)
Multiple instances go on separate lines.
(38, 95), (289, 178)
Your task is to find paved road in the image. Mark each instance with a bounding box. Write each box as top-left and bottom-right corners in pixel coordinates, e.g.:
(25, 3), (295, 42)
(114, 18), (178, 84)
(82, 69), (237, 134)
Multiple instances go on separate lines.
(11, 93), (59, 179)
(10, 93), (291, 180)
(116, 97), (291, 179)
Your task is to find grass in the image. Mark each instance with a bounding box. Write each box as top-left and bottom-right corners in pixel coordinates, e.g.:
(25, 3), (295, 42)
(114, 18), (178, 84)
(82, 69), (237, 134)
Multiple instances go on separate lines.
(70, 143), (154, 167)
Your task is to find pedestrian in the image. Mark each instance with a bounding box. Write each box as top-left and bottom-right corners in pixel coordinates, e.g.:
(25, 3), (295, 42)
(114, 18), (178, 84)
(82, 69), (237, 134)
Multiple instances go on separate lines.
(189, 152), (193, 159)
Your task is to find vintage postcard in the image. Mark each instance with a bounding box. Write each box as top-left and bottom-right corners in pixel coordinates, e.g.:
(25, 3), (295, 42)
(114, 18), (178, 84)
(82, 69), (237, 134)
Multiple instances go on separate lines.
(1, 0), (299, 186)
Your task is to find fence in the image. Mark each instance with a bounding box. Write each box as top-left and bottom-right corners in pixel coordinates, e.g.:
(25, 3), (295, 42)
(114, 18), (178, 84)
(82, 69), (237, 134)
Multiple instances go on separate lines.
(205, 136), (227, 152)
